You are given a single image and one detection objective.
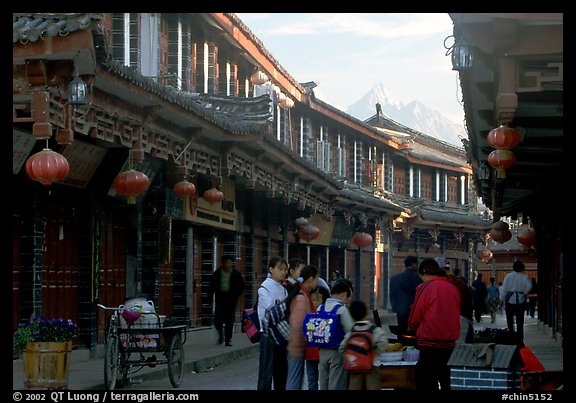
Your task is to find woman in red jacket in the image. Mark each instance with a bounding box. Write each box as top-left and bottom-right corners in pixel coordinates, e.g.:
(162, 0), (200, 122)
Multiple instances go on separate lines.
(408, 258), (460, 390)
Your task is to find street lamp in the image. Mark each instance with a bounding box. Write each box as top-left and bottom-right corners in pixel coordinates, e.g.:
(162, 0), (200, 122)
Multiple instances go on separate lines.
(451, 36), (473, 71)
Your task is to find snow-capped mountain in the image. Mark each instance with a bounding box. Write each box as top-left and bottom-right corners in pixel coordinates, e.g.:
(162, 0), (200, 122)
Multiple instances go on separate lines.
(345, 83), (466, 147)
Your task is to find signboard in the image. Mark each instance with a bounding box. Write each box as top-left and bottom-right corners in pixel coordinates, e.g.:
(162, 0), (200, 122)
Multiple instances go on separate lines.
(298, 215), (336, 247)
(183, 177), (237, 232)
(60, 141), (108, 188)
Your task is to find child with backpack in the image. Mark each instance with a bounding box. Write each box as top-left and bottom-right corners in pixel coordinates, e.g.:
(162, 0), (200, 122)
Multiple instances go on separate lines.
(340, 300), (389, 390)
(315, 279), (355, 390)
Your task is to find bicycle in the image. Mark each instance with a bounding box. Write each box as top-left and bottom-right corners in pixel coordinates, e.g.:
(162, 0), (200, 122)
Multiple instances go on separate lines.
(97, 303), (187, 390)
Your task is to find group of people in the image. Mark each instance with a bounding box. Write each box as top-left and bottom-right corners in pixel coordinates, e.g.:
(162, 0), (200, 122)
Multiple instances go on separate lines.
(390, 255), (538, 390)
(210, 253), (538, 391)
(255, 256), (387, 390)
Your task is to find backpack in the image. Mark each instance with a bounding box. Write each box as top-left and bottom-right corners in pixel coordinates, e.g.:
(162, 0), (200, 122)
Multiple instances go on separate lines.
(263, 301), (290, 347)
(241, 288), (262, 344)
(302, 303), (345, 349)
(343, 324), (376, 373)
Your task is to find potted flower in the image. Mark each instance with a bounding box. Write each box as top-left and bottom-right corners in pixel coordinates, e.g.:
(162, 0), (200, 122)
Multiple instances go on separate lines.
(13, 316), (77, 390)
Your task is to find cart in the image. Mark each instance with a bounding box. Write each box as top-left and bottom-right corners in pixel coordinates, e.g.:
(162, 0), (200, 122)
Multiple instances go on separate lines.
(97, 304), (187, 390)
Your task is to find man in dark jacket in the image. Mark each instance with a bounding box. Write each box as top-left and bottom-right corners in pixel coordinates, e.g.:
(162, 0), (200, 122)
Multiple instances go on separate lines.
(209, 255), (245, 346)
(389, 256), (422, 333)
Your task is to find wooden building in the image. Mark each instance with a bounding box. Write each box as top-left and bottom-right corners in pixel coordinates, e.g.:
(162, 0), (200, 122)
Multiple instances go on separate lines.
(13, 13), (487, 352)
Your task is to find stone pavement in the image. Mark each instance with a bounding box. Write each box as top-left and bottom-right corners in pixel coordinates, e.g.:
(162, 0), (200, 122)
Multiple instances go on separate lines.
(12, 310), (563, 390)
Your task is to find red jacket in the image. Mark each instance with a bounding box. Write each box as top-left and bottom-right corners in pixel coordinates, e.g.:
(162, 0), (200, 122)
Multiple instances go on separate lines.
(408, 276), (460, 348)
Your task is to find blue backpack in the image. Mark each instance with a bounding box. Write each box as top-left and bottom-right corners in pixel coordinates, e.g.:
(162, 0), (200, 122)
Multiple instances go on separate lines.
(302, 303), (345, 349)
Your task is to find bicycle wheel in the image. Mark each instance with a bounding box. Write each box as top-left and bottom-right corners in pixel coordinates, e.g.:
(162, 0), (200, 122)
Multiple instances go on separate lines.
(167, 333), (185, 387)
(104, 334), (119, 390)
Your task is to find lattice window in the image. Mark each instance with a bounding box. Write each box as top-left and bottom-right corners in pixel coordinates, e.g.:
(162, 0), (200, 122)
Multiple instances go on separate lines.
(112, 13), (139, 68)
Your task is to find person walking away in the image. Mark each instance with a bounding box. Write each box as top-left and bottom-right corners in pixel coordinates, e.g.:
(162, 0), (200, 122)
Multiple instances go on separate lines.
(209, 255), (245, 346)
(389, 256), (422, 334)
(318, 279), (355, 390)
(436, 257), (474, 344)
(501, 260), (533, 343)
(408, 258), (460, 391)
(340, 300), (389, 390)
(284, 258), (305, 294)
(472, 273), (488, 323)
(486, 277), (500, 323)
(527, 278), (539, 318)
(285, 265), (320, 390)
(257, 257), (289, 390)
(305, 282), (330, 390)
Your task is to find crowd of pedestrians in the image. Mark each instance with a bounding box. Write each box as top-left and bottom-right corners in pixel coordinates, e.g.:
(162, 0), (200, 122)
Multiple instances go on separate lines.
(209, 254), (537, 390)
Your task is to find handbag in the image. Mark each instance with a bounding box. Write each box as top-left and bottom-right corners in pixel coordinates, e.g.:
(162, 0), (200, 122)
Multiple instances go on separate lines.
(242, 308), (261, 343)
(241, 291), (261, 343)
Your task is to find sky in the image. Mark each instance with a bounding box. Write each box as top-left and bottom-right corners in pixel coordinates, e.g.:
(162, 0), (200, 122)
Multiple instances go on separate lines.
(235, 13), (466, 124)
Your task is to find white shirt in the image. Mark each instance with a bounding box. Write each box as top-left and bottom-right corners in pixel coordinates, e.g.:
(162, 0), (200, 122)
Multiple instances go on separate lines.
(501, 271), (533, 304)
(257, 275), (288, 326)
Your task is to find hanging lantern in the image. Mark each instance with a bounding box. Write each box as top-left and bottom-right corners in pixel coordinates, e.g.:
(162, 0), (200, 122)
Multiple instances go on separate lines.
(113, 169), (150, 204)
(352, 232), (373, 249)
(173, 180), (196, 198)
(490, 228), (512, 243)
(25, 148), (70, 185)
(489, 221), (512, 243)
(477, 247), (493, 262)
(276, 92), (286, 105)
(279, 97), (294, 109)
(250, 70), (269, 85)
(295, 217), (310, 228)
(488, 149), (516, 179)
(517, 227), (536, 248)
(300, 225), (320, 242)
(487, 124), (521, 150)
(203, 187), (224, 204)
(491, 221), (509, 231)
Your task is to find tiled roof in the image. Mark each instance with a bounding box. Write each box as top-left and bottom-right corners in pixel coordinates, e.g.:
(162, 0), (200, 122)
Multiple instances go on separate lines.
(13, 13), (102, 43)
(447, 343), (520, 369)
(97, 57), (273, 136)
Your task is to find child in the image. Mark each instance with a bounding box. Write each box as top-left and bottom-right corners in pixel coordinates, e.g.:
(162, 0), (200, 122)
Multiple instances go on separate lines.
(318, 279), (355, 390)
(340, 300), (389, 390)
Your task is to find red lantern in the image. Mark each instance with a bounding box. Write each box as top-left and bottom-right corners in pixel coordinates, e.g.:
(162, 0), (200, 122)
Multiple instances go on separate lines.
(488, 149), (516, 179)
(25, 148), (70, 186)
(295, 217), (310, 228)
(477, 248), (493, 262)
(113, 169), (150, 204)
(487, 125), (521, 150)
(517, 228), (536, 247)
(352, 232), (373, 249)
(490, 228), (512, 244)
(173, 180), (196, 198)
(301, 225), (320, 242)
(203, 187), (224, 204)
(491, 221), (509, 231)
(250, 70), (269, 85)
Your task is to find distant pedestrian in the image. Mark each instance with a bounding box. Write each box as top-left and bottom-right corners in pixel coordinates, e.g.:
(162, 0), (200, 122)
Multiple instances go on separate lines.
(486, 277), (500, 323)
(257, 257), (289, 390)
(329, 270), (340, 290)
(408, 258), (460, 391)
(390, 256), (422, 334)
(501, 260), (533, 343)
(527, 278), (539, 318)
(209, 255), (245, 347)
(472, 273), (488, 323)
